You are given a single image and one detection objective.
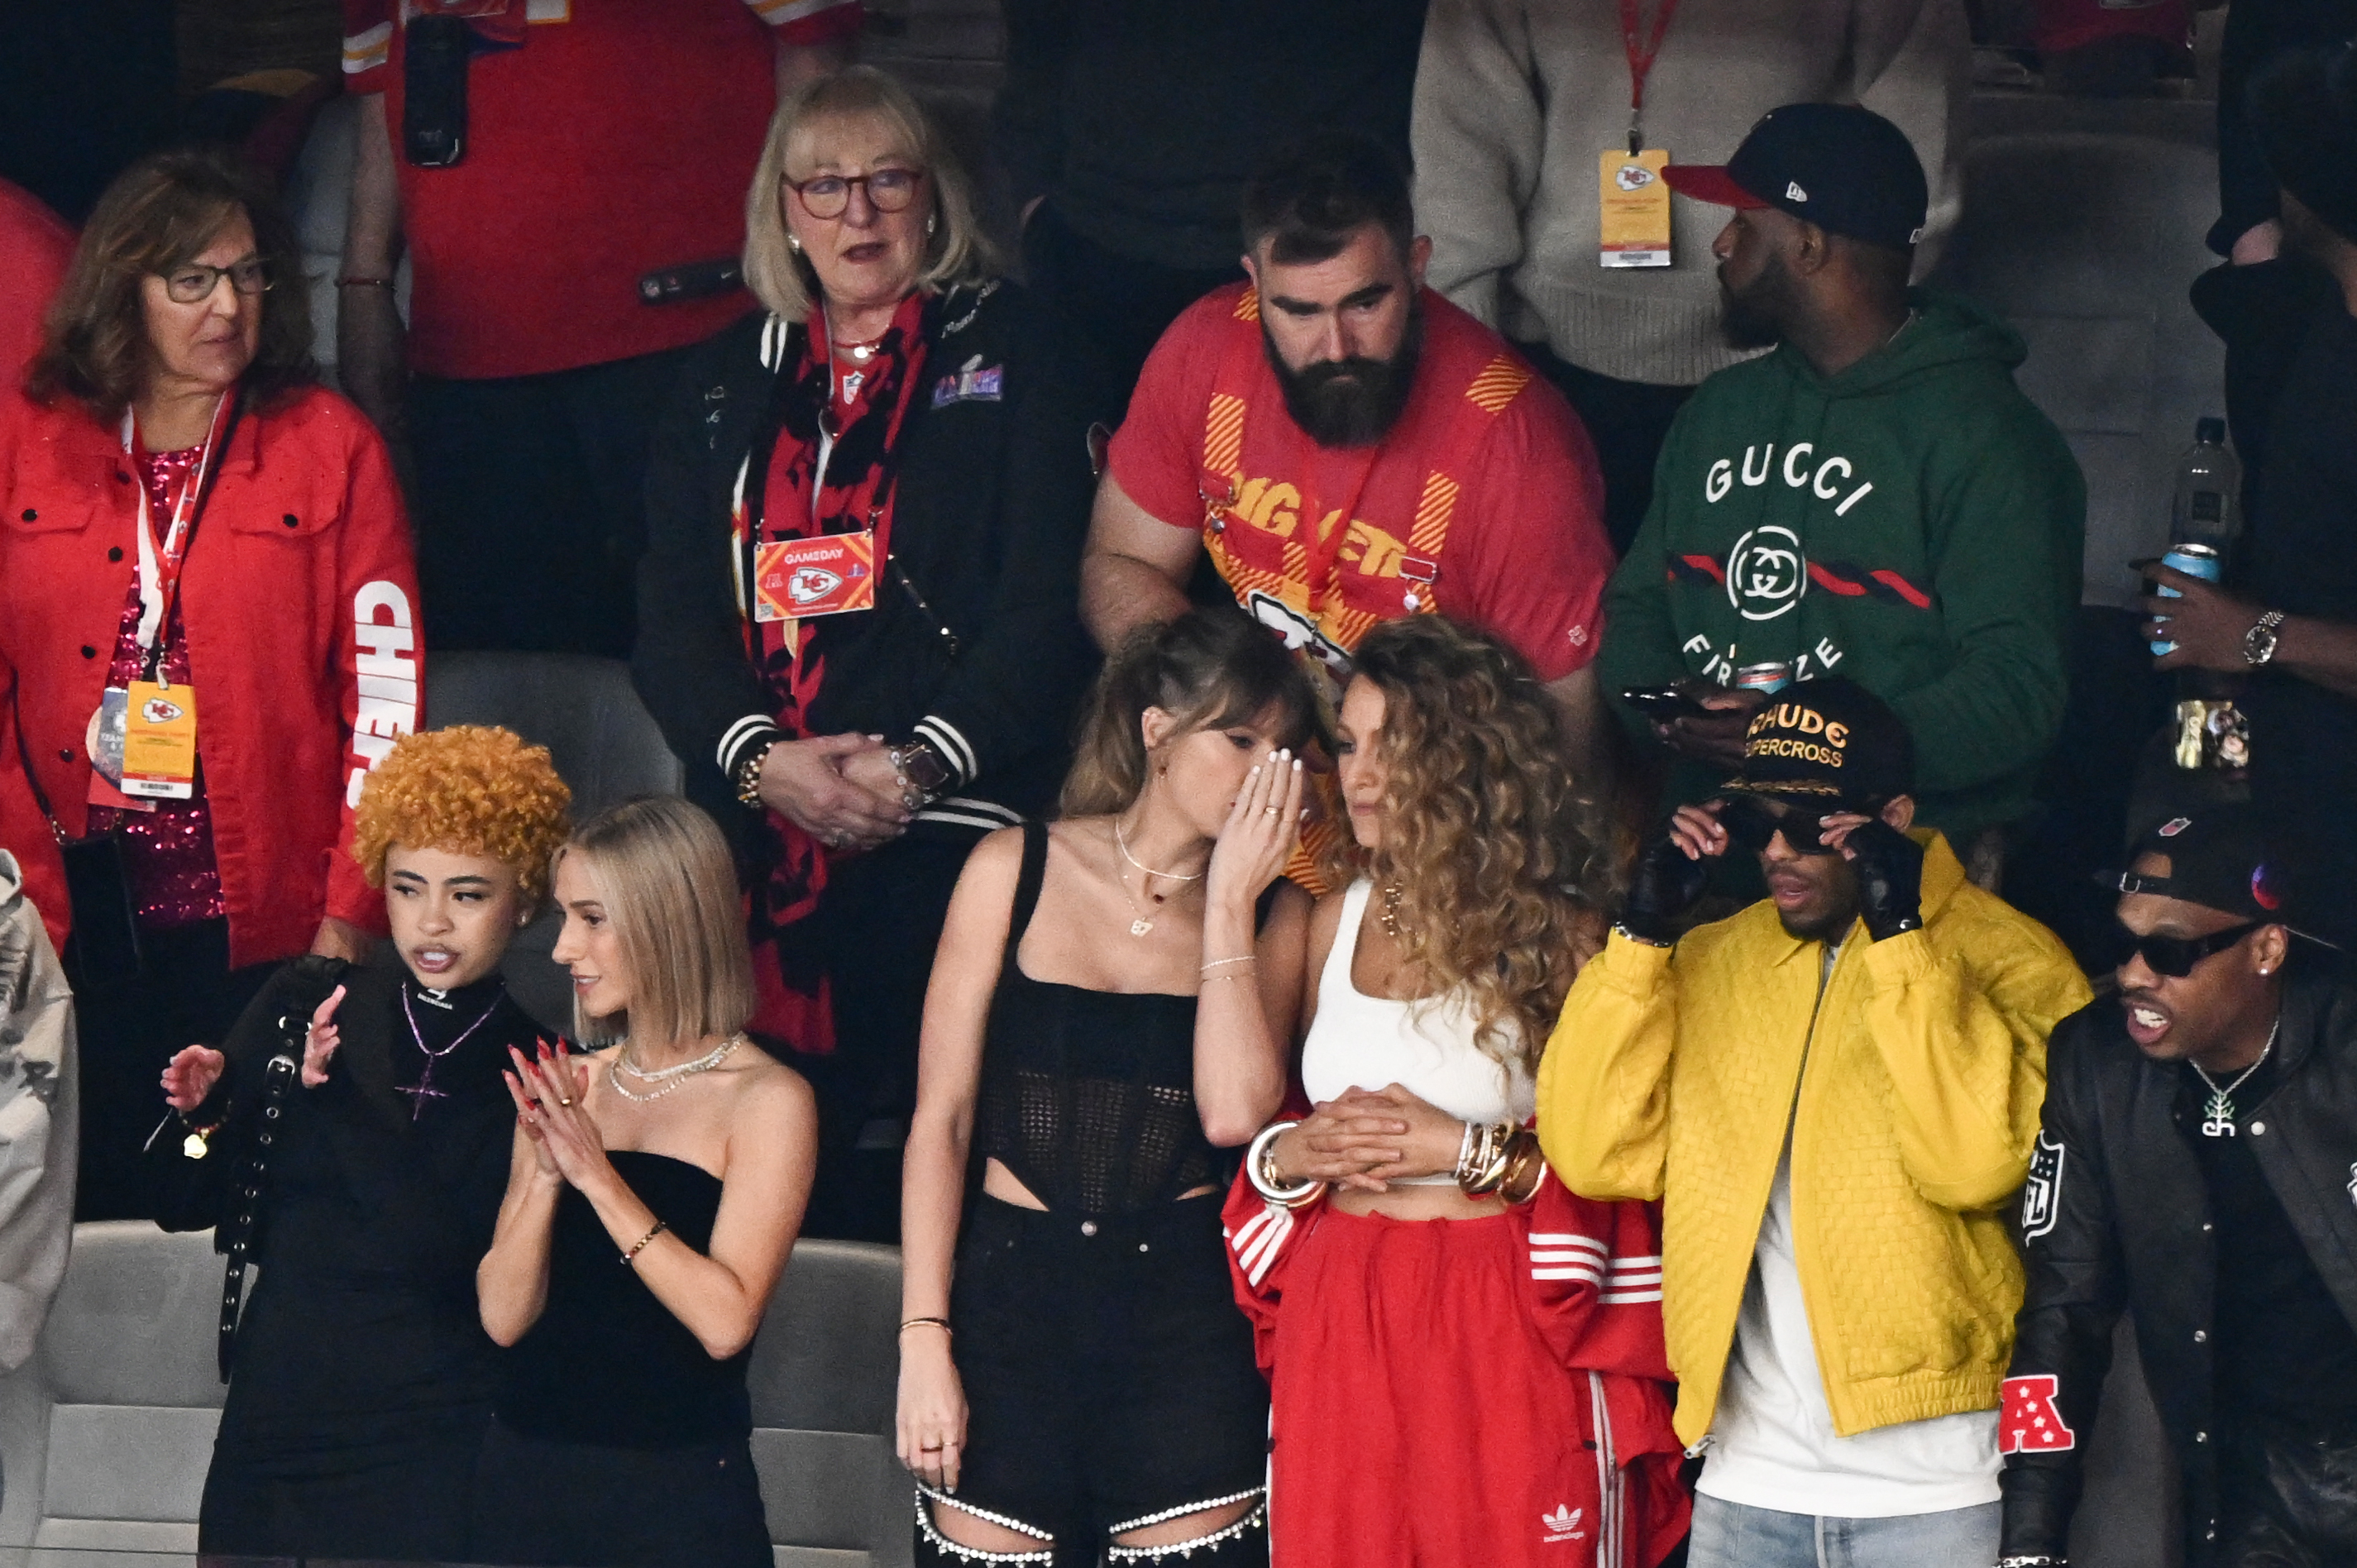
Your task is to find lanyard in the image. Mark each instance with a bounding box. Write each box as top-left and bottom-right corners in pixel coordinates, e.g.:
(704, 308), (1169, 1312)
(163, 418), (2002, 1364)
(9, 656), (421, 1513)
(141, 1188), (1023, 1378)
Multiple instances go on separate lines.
(1618, 0), (1680, 153)
(119, 392), (235, 684)
(1299, 448), (1382, 618)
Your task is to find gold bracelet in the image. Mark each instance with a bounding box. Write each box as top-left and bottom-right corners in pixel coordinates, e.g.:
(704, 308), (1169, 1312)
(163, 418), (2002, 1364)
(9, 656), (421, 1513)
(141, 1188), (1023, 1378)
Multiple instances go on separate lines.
(734, 738), (780, 806)
(1497, 1130), (1547, 1205)
(900, 1316), (952, 1336)
(620, 1218), (667, 1264)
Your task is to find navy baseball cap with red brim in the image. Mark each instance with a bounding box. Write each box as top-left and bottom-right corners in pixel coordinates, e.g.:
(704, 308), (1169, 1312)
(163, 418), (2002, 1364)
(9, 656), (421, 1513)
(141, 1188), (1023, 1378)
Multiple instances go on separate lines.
(1664, 102), (1929, 251)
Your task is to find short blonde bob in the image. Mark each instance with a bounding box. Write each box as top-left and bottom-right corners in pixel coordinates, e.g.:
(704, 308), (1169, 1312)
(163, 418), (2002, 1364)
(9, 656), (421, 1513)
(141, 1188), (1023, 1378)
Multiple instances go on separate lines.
(554, 796), (755, 1050)
(743, 65), (995, 323)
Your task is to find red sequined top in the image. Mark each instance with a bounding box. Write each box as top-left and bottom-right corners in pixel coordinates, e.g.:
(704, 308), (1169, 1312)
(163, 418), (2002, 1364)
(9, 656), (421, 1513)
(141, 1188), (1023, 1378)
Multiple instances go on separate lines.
(84, 445), (226, 929)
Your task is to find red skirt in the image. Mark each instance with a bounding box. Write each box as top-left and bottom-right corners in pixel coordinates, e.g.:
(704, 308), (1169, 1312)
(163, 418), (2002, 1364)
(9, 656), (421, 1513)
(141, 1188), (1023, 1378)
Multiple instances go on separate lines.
(1263, 1206), (1677, 1568)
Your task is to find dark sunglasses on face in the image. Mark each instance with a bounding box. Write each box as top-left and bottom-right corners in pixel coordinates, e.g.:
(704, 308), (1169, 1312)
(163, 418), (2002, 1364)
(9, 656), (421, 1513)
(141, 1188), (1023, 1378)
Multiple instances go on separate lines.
(1717, 793), (1843, 857)
(2098, 918), (2263, 978)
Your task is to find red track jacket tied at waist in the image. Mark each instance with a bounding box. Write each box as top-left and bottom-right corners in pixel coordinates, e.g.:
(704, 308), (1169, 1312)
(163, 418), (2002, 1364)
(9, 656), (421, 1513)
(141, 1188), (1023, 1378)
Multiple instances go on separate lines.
(0, 385), (420, 967)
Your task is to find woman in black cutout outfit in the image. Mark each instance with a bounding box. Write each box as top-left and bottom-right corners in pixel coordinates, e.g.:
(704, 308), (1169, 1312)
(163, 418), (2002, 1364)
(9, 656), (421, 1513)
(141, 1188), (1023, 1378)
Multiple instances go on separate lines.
(474, 796), (817, 1568)
(896, 611), (1317, 1568)
(153, 724), (571, 1561)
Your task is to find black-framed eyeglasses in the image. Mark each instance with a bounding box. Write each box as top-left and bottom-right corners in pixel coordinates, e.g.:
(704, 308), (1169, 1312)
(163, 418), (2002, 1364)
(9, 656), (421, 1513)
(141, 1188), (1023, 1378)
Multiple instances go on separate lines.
(161, 257), (271, 304)
(2097, 918), (2263, 978)
(784, 168), (925, 219)
(1718, 793), (1843, 857)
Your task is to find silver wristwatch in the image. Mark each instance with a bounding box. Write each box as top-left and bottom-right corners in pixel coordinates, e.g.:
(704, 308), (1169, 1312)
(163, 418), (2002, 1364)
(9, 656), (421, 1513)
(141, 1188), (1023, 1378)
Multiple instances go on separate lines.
(2244, 609), (2286, 667)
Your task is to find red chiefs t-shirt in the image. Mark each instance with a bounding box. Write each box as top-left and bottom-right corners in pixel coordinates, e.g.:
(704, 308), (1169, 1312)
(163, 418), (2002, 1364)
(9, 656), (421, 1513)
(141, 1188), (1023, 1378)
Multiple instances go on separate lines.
(0, 179), (73, 390)
(1108, 282), (1612, 682)
(342, 0), (861, 380)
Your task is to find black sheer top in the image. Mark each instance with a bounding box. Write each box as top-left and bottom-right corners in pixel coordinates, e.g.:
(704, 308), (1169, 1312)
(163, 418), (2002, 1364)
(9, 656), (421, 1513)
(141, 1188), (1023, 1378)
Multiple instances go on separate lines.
(975, 821), (1217, 1215)
(496, 1150), (748, 1449)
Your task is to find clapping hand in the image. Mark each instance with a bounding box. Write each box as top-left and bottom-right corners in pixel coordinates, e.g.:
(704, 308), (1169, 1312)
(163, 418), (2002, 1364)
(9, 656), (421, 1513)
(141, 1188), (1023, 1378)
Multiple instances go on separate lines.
(503, 1040), (610, 1191)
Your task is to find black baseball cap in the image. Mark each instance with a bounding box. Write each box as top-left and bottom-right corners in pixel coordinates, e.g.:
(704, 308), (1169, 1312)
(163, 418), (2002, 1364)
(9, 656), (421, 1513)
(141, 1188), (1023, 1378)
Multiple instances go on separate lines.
(2104, 805), (2333, 944)
(1664, 103), (1929, 252)
(1719, 676), (1915, 813)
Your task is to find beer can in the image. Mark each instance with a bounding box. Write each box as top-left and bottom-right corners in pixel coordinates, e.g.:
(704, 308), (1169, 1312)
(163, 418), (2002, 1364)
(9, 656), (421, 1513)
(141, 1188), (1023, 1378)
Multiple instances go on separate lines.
(2149, 542), (2221, 657)
(1734, 662), (1791, 696)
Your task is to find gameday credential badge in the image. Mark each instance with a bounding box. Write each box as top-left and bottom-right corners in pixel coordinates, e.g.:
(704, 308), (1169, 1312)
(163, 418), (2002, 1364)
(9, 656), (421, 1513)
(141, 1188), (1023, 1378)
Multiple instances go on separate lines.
(1998, 1374), (2076, 1454)
(754, 530), (878, 623)
(2021, 1130), (2066, 1241)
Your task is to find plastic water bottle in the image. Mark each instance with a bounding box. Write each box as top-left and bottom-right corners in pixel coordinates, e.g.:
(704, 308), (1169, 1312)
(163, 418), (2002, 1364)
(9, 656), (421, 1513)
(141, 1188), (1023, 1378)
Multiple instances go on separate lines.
(2170, 416), (2241, 555)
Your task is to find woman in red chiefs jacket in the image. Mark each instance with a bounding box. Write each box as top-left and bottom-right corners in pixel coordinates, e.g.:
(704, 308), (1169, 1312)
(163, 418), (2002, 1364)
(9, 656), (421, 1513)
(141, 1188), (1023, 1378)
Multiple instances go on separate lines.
(0, 148), (419, 1220)
(1226, 617), (1690, 1568)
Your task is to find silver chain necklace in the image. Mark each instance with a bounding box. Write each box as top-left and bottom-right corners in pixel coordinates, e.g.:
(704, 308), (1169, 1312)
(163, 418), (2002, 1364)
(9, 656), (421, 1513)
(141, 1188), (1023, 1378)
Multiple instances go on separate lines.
(2191, 1017), (2279, 1137)
(606, 1035), (741, 1103)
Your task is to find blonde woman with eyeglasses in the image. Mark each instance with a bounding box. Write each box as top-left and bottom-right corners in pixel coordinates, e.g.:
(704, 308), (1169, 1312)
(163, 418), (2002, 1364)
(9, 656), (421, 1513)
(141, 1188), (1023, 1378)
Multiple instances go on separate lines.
(635, 65), (1100, 1241)
(474, 796), (817, 1567)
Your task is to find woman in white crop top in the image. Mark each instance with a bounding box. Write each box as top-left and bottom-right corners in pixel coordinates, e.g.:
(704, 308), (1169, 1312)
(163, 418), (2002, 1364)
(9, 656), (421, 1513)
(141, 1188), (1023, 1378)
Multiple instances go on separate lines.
(1223, 617), (1691, 1568)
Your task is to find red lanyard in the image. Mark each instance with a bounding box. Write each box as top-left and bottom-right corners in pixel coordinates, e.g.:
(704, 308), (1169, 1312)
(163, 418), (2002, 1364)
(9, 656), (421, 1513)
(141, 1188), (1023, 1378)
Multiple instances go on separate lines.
(1618, 0), (1680, 151)
(120, 392), (235, 678)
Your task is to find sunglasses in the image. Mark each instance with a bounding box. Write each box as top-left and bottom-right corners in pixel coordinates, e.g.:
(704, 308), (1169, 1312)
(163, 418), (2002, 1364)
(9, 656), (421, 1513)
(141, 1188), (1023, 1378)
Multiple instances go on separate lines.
(2096, 918), (2262, 978)
(1717, 793), (1843, 857)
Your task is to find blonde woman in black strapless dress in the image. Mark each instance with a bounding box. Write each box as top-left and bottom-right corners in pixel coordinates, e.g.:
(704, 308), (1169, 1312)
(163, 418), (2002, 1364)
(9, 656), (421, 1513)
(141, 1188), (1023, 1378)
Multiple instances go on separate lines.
(474, 796), (818, 1568)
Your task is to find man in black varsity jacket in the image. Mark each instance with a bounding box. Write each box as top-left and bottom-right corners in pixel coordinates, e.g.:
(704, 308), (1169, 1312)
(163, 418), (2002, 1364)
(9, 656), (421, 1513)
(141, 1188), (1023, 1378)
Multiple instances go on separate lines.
(1999, 805), (2357, 1568)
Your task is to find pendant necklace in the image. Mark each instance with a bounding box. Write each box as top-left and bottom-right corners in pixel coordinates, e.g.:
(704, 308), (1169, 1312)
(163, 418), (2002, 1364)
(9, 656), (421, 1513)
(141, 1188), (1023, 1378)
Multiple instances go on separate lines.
(1379, 882), (1404, 940)
(1112, 817), (1202, 938)
(2191, 1017), (2279, 1137)
(399, 984), (502, 1121)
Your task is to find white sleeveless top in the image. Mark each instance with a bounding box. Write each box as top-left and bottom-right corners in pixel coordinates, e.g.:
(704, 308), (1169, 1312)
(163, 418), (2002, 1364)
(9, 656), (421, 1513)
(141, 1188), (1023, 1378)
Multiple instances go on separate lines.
(1300, 882), (1535, 1182)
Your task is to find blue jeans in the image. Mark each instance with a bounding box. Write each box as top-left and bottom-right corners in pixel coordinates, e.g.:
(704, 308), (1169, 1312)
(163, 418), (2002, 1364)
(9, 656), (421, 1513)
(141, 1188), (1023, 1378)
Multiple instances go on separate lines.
(1686, 1494), (2002, 1568)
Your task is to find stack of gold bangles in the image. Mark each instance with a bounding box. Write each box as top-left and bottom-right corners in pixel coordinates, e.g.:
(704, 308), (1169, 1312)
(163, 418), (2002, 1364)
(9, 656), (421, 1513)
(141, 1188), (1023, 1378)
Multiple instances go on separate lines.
(1245, 1117), (1547, 1207)
(1456, 1120), (1547, 1204)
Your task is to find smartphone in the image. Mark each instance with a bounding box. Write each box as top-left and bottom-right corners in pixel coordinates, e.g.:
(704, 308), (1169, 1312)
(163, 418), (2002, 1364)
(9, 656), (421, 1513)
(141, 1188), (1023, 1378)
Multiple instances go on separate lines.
(404, 15), (470, 168)
(1622, 685), (1708, 723)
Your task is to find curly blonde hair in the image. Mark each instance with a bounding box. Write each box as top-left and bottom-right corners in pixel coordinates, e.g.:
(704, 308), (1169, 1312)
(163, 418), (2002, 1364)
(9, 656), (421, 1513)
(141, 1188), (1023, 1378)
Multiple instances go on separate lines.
(351, 727), (573, 910)
(1319, 617), (1612, 1074)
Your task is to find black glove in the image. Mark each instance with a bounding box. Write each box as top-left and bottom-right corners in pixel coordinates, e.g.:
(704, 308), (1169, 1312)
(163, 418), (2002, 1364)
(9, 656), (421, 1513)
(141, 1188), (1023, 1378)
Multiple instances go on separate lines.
(1619, 831), (1711, 944)
(1842, 818), (1924, 941)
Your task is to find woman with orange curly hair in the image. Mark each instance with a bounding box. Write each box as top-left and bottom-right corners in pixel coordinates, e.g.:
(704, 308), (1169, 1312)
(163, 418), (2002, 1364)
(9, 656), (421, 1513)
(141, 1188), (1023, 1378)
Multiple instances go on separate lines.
(147, 725), (570, 1561)
(1224, 616), (1691, 1568)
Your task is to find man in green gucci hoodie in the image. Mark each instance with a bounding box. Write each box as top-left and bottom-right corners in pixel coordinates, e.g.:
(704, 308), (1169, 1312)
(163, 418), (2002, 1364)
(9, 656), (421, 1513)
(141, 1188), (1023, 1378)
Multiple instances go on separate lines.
(1598, 104), (2084, 849)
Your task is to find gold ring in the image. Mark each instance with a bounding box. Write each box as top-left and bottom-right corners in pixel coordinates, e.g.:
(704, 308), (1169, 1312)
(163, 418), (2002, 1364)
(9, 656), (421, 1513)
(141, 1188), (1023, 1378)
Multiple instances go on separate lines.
(557, 1097), (574, 1107)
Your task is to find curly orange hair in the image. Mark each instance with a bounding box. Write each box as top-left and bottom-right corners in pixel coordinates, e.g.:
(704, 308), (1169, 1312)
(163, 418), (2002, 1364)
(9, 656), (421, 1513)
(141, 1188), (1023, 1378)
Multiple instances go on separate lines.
(1318, 617), (1613, 1075)
(350, 726), (573, 909)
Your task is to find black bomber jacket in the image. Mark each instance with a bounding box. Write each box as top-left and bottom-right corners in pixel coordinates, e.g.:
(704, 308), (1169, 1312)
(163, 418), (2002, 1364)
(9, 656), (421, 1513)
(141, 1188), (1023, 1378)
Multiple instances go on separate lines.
(633, 280), (1099, 855)
(2001, 972), (2357, 1561)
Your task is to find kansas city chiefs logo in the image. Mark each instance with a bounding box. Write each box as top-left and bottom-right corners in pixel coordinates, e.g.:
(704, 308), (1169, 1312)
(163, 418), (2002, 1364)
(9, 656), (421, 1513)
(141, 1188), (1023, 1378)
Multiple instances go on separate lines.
(141, 697), (184, 724)
(786, 567), (844, 605)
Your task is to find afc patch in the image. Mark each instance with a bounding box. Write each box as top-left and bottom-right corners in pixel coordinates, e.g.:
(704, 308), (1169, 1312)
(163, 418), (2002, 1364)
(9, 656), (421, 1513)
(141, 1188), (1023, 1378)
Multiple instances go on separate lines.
(2021, 1131), (2066, 1241)
(1999, 1374), (2076, 1454)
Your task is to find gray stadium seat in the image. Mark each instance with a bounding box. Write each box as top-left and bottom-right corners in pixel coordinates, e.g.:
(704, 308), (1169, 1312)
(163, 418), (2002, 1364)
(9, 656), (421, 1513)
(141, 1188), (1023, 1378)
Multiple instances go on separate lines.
(0, 1226), (910, 1566)
(749, 1240), (914, 1568)
(1930, 95), (2226, 610)
(0, 1222), (229, 1556)
(422, 651), (685, 1035)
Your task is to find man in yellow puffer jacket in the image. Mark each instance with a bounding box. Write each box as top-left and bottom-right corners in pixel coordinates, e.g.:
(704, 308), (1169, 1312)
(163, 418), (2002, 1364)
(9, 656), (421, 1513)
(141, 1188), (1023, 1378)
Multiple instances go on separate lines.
(1540, 678), (2089, 1568)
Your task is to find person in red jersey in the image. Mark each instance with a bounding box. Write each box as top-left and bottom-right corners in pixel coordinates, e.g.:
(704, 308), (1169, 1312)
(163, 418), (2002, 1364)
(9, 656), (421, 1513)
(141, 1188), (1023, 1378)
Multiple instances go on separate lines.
(1081, 131), (1619, 772)
(336, 0), (860, 656)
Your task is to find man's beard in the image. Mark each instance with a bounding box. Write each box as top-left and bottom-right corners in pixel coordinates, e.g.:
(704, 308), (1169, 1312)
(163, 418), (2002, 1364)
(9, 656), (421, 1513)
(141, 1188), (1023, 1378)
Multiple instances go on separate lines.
(1720, 253), (1796, 351)
(1268, 302), (1424, 449)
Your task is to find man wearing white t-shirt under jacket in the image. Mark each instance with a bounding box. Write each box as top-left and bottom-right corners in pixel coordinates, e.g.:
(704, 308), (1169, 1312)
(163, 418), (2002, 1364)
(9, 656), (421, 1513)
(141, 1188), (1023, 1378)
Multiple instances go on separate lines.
(1538, 677), (2091, 1568)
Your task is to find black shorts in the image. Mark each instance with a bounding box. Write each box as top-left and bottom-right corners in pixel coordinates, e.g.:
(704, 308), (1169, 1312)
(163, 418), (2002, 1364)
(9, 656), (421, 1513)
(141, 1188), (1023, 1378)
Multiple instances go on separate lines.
(944, 1193), (1268, 1551)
